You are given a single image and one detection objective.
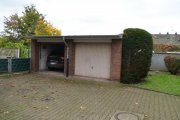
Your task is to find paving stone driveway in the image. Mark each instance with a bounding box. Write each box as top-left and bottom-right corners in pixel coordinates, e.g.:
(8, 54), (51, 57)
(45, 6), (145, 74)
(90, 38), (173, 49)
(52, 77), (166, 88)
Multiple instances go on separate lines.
(0, 73), (180, 120)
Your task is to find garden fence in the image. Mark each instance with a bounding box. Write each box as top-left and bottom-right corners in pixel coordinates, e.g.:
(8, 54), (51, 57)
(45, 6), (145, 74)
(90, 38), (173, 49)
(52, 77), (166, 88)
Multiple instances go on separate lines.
(0, 58), (30, 73)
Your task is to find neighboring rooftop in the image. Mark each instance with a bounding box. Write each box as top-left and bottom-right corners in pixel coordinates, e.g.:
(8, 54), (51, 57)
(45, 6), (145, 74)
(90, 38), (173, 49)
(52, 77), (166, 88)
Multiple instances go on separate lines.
(152, 34), (180, 45)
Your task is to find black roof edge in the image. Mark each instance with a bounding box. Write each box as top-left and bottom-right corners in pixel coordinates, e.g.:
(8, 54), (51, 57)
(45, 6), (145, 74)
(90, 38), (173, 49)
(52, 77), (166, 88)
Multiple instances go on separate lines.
(27, 34), (122, 40)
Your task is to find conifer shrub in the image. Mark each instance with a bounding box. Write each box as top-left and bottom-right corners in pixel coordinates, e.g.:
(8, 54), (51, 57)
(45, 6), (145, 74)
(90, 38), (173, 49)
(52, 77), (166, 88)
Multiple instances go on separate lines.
(121, 28), (153, 83)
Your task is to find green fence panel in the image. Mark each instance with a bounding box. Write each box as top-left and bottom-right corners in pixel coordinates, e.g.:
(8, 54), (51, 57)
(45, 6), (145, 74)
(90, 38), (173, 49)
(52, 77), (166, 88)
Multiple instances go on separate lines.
(0, 59), (8, 73)
(12, 58), (30, 72)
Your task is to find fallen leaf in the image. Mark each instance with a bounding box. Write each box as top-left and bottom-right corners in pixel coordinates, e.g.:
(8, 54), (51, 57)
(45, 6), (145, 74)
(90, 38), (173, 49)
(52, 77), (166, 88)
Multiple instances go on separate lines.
(80, 106), (86, 110)
(9, 95), (13, 97)
(4, 111), (9, 114)
(10, 84), (15, 87)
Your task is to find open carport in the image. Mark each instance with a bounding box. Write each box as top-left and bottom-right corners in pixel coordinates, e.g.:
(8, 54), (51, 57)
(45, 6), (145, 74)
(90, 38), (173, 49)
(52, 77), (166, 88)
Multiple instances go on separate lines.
(30, 36), (65, 74)
(39, 43), (64, 71)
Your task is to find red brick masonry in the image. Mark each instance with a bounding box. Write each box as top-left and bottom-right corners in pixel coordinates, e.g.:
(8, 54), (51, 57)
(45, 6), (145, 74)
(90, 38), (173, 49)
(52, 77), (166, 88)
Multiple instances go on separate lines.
(110, 39), (122, 81)
(31, 40), (40, 72)
(66, 40), (75, 76)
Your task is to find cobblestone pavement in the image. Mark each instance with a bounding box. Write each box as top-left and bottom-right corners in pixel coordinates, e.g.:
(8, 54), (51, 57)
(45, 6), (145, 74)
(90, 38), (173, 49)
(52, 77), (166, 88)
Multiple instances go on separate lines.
(0, 73), (180, 120)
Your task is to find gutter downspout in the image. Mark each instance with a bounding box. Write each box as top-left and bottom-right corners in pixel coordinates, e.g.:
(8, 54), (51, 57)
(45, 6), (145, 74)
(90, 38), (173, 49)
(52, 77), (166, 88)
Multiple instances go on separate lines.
(63, 36), (69, 77)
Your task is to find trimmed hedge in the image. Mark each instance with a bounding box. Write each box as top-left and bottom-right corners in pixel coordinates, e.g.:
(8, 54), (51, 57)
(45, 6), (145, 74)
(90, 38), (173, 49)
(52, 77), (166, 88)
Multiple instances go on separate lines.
(164, 56), (180, 75)
(121, 28), (153, 84)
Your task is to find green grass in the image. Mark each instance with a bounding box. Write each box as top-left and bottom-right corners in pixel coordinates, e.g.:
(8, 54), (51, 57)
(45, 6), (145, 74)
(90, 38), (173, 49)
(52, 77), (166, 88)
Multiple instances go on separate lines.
(132, 71), (180, 96)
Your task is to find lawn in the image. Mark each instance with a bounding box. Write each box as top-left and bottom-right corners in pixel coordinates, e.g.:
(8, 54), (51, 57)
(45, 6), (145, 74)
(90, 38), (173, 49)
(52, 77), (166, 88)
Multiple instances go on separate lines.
(131, 71), (180, 96)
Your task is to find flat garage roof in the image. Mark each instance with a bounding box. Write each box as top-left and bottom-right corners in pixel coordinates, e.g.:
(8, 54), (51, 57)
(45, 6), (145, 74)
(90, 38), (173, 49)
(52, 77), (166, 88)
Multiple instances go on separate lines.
(28, 35), (122, 41)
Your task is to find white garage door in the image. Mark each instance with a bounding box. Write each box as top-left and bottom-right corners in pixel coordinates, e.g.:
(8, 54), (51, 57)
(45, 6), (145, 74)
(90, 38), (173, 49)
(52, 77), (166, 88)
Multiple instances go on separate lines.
(75, 43), (111, 79)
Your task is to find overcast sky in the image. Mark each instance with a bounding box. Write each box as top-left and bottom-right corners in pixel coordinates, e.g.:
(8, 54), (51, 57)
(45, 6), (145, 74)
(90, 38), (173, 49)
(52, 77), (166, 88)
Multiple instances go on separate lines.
(0, 0), (180, 35)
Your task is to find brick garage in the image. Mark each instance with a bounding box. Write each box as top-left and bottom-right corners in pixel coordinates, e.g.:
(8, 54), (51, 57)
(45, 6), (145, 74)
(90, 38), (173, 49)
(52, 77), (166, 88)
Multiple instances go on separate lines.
(30, 35), (122, 81)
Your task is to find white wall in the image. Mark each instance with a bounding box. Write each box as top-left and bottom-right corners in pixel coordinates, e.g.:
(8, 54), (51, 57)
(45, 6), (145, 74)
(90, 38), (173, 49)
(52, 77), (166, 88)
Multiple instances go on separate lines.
(39, 44), (51, 70)
(150, 53), (180, 71)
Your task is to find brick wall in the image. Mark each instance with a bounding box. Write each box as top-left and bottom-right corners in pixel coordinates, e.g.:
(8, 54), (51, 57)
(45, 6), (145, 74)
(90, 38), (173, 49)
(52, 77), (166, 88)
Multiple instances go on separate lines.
(31, 40), (40, 72)
(110, 39), (122, 81)
(64, 40), (75, 76)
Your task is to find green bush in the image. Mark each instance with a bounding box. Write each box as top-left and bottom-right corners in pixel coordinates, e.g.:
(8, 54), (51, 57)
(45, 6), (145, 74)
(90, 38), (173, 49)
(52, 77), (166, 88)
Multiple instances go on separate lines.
(164, 56), (180, 75)
(121, 28), (153, 84)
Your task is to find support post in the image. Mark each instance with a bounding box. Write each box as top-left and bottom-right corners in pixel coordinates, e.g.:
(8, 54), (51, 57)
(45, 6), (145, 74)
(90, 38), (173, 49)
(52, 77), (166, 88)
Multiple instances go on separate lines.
(7, 57), (12, 73)
(63, 37), (69, 77)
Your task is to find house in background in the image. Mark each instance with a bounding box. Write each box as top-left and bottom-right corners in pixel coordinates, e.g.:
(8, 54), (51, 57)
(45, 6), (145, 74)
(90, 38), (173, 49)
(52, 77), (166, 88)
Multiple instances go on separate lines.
(0, 48), (20, 58)
(29, 35), (122, 81)
(152, 34), (180, 52)
(151, 34), (180, 71)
